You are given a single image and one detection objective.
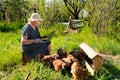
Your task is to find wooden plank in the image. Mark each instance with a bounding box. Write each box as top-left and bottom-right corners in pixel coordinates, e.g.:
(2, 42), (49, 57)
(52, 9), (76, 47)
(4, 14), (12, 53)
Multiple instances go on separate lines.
(93, 57), (102, 71)
(24, 72), (31, 80)
(62, 22), (69, 25)
(79, 42), (100, 59)
(85, 61), (94, 76)
(71, 19), (82, 22)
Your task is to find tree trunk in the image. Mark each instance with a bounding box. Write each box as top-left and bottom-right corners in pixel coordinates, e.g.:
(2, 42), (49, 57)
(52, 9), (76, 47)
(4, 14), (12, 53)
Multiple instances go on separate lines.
(74, 14), (79, 19)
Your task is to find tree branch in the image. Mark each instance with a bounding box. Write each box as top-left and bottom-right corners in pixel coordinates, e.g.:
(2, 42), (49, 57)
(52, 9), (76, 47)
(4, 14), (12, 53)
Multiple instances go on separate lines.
(64, 1), (75, 16)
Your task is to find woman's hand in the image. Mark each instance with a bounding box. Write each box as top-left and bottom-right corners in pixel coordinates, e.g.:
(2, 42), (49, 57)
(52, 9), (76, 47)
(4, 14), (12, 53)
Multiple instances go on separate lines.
(33, 38), (42, 43)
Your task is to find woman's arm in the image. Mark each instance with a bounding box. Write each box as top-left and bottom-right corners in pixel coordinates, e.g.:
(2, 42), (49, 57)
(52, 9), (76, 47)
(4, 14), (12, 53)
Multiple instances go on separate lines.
(21, 36), (41, 45)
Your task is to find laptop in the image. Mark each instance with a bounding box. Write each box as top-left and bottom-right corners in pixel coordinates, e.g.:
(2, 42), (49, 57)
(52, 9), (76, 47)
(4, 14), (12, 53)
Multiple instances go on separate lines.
(41, 31), (55, 43)
(47, 30), (55, 41)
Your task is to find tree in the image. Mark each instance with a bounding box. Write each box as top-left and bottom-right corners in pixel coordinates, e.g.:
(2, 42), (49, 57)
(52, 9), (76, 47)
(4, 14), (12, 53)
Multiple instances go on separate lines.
(85, 0), (119, 36)
(0, 0), (31, 22)
(63, 0), (86, 19)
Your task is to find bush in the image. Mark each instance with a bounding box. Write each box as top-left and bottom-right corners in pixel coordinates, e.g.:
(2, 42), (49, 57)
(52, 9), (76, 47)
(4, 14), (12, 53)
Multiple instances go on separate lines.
(0, 21), (25, 32)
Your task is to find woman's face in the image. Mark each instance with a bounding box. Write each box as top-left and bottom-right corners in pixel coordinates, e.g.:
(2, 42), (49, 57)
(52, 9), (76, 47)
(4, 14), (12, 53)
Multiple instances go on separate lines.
(33, 20), (40, 26)
(35, 20), (40, 26)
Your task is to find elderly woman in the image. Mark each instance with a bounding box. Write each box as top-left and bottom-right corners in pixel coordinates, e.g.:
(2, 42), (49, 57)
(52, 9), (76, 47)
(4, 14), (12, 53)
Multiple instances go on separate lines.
(21, 13), (51, 64)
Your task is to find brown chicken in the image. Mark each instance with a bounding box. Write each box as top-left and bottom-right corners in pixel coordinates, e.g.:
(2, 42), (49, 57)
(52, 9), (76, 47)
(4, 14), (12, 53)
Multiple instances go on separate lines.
(71, 62), (88, 80)
(43, 54), (59, 66)
(52, 59), (66, 71)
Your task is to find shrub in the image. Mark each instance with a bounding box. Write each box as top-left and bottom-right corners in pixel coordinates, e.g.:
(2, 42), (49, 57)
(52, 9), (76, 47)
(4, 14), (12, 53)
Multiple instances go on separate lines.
(0, 21), (25, 32)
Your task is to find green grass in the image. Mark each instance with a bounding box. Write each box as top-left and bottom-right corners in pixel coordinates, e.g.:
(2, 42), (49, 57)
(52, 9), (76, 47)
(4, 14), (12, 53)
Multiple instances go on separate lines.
(0, 31), (21, 62)
(0, 21), (24, 32)
(0, 22), (120, 80)
(8, 62), (72, 80)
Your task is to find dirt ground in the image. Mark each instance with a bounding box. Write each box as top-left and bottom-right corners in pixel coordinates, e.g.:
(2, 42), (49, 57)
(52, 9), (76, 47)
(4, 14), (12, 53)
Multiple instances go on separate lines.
(100, 54), (120, 65)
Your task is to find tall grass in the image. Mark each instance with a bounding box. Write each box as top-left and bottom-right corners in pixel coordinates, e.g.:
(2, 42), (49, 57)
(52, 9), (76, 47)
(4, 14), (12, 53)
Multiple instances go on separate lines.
(0, 31), (21, 70)
(0, 22), (120, 80)
(0, 21), (24, 32)
(9, 62), (72, 80)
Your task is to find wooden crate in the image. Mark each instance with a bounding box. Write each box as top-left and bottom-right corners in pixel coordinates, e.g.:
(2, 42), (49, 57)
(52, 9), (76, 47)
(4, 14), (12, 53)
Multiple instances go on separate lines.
(79, 42), (102, 75)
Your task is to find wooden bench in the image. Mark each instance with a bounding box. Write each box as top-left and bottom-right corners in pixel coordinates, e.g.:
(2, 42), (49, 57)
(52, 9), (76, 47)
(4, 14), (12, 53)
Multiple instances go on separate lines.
(79, 42), (102, 75)
(63, 16), (83, 33)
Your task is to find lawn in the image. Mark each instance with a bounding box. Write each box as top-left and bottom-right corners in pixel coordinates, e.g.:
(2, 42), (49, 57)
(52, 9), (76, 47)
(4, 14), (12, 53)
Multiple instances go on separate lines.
(0, 23), (120, 80)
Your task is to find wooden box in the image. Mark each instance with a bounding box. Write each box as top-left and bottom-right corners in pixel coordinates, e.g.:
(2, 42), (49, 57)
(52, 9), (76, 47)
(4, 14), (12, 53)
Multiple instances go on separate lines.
(79, 42), (102, 75)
